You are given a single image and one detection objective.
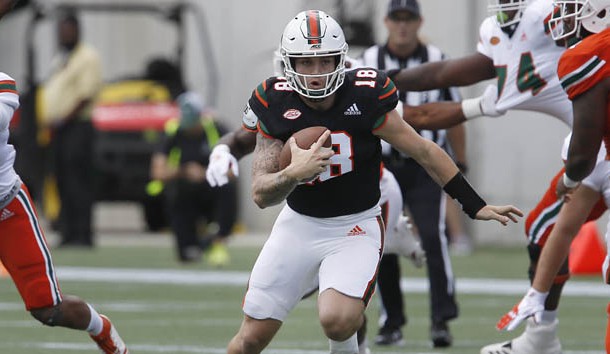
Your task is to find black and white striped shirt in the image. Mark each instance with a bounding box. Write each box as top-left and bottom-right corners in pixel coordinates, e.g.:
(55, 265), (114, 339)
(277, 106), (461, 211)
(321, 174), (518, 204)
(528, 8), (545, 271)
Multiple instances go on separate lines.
(356, 42), (461, 159)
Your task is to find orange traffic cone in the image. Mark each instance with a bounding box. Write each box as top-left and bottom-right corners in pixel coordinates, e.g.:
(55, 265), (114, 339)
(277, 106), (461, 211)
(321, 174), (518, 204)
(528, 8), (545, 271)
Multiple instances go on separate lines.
(569, 221), (606, 275)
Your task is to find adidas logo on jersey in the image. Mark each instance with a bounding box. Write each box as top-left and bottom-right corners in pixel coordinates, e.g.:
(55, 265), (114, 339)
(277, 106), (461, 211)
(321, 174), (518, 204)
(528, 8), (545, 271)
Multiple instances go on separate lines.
(347, 225), (366, 236)
(344, 103), (362, 116)
(0, 208), (14, 221)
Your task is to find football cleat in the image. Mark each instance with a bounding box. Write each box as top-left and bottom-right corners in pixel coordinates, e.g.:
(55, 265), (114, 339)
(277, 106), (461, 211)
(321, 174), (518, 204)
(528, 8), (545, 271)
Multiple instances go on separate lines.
(481, 318), (561, 354)
(374, 327), (405, 346)
(90, 315), (129, 354)
(431, 321), (452, 348)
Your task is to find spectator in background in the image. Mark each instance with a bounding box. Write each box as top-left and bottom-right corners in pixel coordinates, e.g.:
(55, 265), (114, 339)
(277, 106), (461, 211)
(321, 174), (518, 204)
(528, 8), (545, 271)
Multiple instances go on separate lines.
(39, 9), (102, 248)
(150, 91), (237, 265)
(144, 57), (185, 99)
(354, 0), (463, 347)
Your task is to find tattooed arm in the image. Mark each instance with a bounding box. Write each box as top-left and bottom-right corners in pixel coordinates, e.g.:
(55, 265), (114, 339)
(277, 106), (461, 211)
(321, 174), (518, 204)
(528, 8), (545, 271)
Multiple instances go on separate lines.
(252, 130), (333, 208)
(251, 134), (297, 208)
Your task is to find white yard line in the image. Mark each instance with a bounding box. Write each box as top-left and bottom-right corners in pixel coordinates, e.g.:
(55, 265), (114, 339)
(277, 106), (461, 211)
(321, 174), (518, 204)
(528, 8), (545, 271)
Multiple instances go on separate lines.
(51, 266), (610, 297)
(17, 342), (603, 354)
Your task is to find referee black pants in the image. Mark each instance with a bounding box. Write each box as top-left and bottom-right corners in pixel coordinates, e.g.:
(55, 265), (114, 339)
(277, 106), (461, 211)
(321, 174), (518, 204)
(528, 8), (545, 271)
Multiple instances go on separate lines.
(380, 158), (458, 328)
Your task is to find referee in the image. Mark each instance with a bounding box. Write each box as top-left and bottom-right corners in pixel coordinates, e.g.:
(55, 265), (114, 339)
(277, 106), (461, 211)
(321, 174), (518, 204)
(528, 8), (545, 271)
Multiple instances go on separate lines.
(356, 0), (464, 348)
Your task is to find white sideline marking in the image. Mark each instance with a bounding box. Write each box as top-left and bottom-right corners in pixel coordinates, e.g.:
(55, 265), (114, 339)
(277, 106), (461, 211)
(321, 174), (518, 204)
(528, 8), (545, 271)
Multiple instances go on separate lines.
(53, 266), (610, 297)
(22, 341), (604, 353)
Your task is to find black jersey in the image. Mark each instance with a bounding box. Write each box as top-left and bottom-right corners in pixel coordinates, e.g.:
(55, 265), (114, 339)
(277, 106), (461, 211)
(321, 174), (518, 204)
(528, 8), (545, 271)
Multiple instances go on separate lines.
(248, 68), (398, 217)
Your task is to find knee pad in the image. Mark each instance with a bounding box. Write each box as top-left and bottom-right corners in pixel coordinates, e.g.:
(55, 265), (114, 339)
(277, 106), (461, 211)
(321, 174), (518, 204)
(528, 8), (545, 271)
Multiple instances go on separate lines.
(30, 304), (62, 327)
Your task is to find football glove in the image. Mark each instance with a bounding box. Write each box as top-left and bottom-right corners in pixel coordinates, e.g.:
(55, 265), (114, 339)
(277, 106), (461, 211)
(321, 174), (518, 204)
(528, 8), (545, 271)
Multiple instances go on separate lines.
(386, 214), (426, 268)
(206, 144), (239, 187)
(496, 287), (548, 331)
(461, 84), (506, 119)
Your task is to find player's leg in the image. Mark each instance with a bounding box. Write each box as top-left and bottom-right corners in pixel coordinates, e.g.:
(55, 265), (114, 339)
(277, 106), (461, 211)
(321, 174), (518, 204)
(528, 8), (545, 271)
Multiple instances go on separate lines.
(319, 289), (365, 353)
(482, 167), (606, 354)
(0, 185), (128, 354)
(318, 209), (383, 353)
(235, 205), (321, 353)
(227, 316), (282, 354)
(526, 168), (606, 309)
(481, 169), (573, 354)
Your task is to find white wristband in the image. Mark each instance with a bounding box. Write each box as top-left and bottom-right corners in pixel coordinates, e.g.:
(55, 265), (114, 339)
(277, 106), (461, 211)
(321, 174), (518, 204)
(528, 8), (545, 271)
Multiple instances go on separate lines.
(563, 173), (580, 188)
(461, 98), (483, 119)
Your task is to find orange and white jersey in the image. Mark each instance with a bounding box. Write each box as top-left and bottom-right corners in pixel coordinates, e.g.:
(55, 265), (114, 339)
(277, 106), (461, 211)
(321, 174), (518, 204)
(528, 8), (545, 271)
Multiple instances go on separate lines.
(0, 72), (20, 208)
(477, 0), (572, 125)
(558, 28), (610, 158)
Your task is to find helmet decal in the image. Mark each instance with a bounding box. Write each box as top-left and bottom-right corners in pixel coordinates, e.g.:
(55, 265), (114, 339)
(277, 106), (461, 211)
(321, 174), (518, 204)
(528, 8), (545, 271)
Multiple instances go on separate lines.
(305, 10), (322, 44)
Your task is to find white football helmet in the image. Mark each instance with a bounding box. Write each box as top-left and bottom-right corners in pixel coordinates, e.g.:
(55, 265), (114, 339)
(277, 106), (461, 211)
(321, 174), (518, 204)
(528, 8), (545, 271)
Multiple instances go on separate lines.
(279, 10), (349, 99)
(488, 0), (529, 28)
(549, 0), (610, 41)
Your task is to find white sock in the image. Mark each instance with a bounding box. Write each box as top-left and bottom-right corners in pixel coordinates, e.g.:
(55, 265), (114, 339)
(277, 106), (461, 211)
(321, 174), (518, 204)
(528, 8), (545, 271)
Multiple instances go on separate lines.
(540, 310), (557, 324)
(329, 333), (358, 354)
(85, 304), (104, 336)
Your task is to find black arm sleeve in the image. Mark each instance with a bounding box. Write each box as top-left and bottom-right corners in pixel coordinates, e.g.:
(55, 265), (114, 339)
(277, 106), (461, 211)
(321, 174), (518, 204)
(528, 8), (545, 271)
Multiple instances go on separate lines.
(443, 172), (487, 219)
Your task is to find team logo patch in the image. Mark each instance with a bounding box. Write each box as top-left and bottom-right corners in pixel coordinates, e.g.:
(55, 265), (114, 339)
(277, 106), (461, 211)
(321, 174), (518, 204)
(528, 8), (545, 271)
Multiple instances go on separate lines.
(344, 103), (362, 116)
(283, 109), (302, 120)
(347, 225), (366, 236)
(490, 36), (500, 45)
(520, 32), (527, 42)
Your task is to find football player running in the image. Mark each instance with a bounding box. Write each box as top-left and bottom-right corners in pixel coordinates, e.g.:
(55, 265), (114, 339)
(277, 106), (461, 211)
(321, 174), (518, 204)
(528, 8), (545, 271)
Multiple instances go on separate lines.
(224, 10), (522, 354)
(208, 44), (425, 354)
(0, 1), (128, 353)
(495, 1), (610, 353)
(387, 0), (606, 353)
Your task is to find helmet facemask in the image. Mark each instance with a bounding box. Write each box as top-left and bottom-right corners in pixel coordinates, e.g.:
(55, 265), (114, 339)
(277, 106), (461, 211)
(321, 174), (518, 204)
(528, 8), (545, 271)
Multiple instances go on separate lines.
(549, 0), (584, 41)
(280, 10), (349, 99)
(549, 0), (610, 42)
(488, 0), (529, 28)
(281, 53), (347, 99)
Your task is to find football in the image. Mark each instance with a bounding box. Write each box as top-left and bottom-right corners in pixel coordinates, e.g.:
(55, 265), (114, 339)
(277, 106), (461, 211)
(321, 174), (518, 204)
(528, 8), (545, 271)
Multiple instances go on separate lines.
(279, 126), (332, 170)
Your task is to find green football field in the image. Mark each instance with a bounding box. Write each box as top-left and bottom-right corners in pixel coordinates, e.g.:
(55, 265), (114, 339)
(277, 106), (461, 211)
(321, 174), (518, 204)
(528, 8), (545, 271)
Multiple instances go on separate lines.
(0, 237), (607, 354)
